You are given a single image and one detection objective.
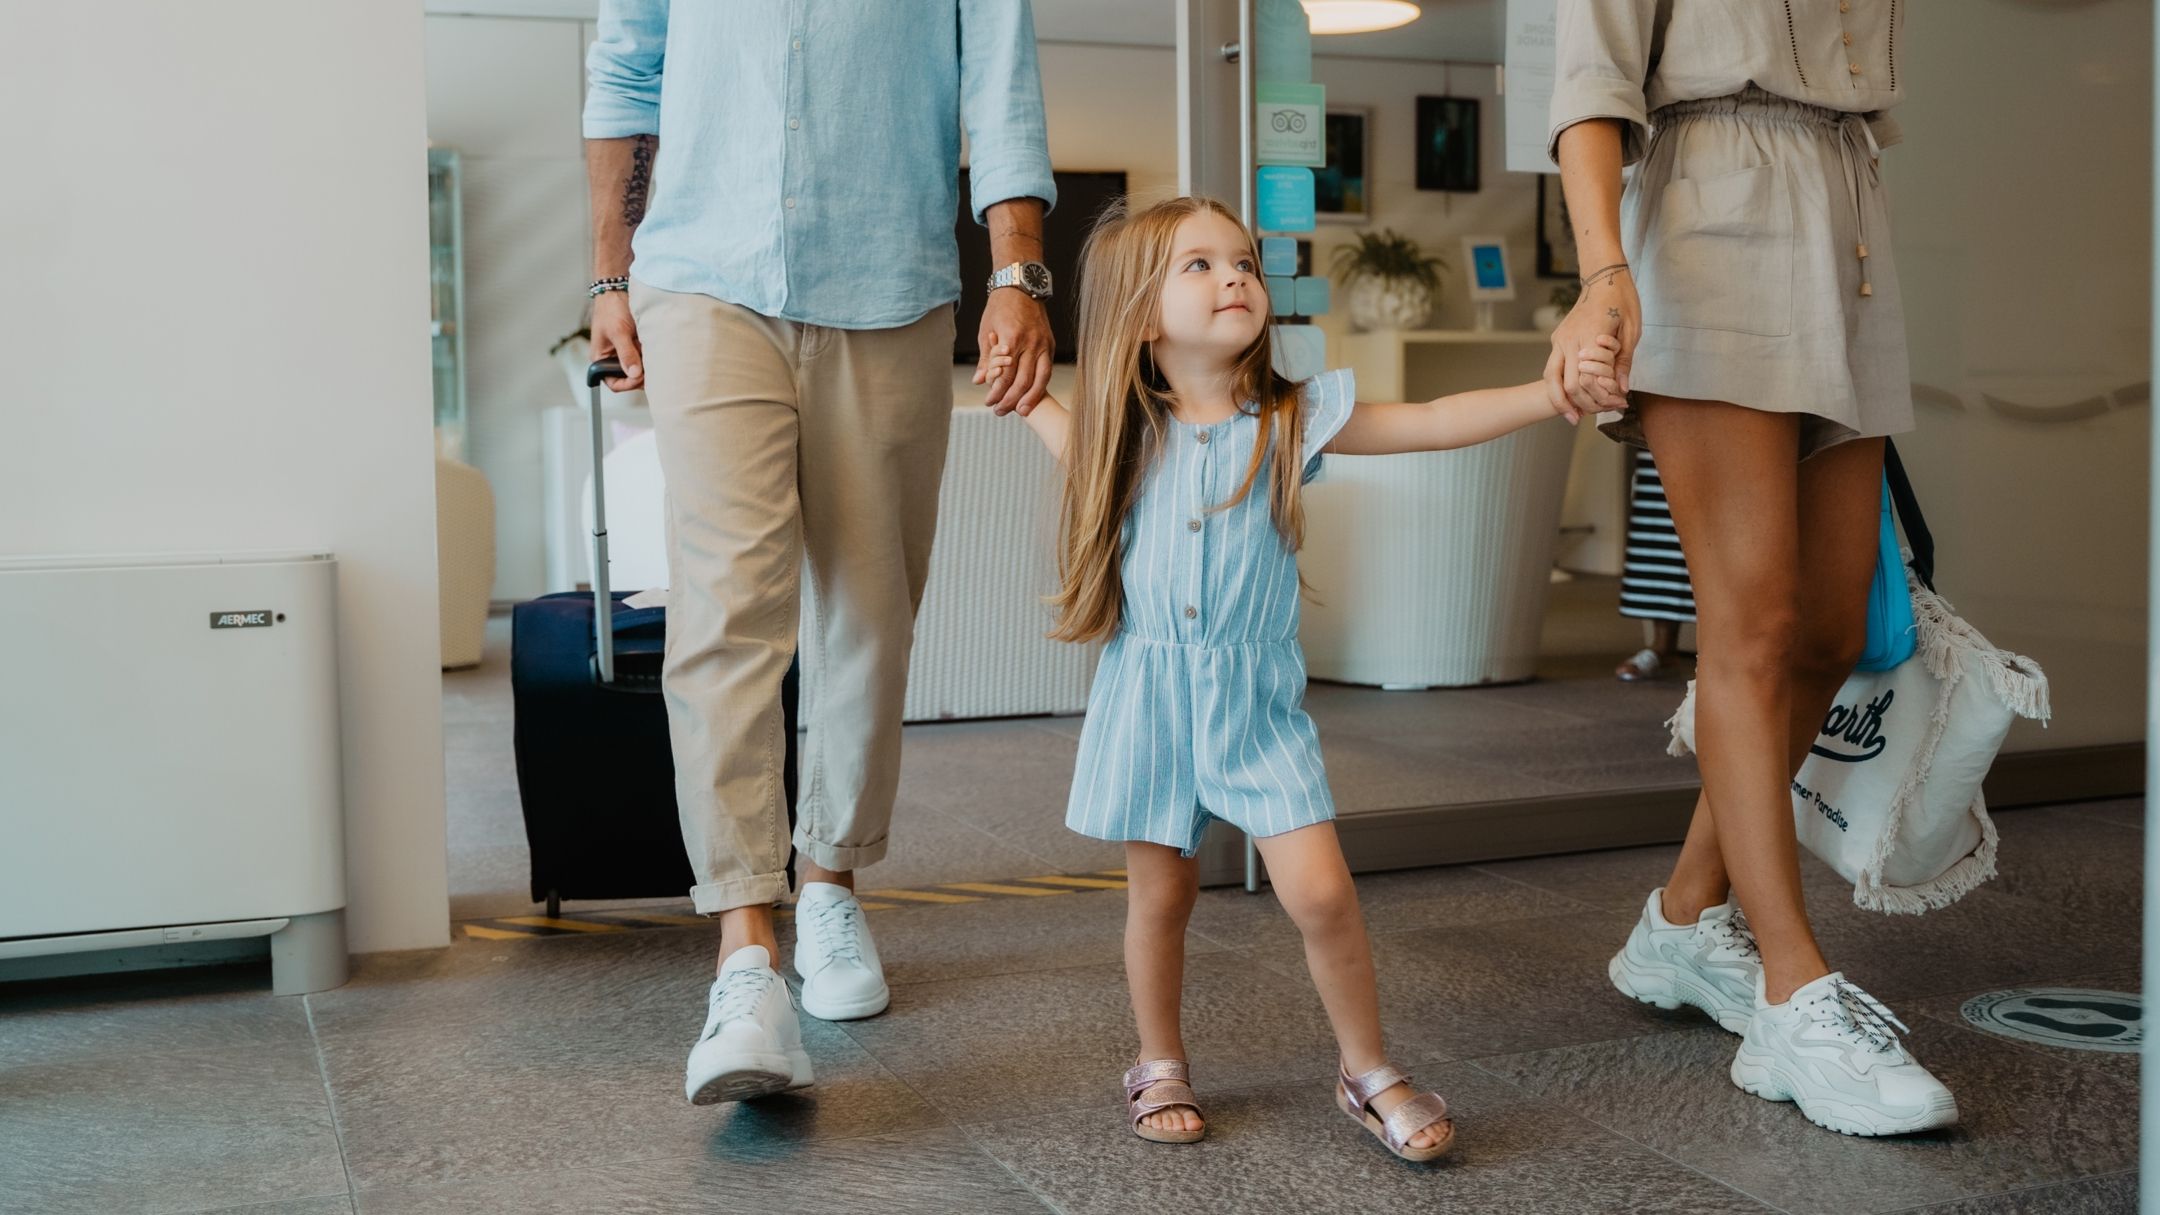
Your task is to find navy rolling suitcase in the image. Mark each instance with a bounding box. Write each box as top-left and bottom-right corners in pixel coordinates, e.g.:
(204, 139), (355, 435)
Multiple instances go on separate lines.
(511, 357), (798, 917)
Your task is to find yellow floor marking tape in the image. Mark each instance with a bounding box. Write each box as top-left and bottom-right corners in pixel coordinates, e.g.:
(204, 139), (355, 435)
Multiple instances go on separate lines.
(1015, 875), (1129, 890)
(462, 925), (536, 940)
(939, 881), (1071, 898)
(496, 916), (629, 933)
(863, 888), (984, 905)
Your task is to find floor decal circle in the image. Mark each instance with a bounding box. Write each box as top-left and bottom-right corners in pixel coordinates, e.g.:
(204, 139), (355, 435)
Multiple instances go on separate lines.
(1959, 988), (2142, 1053)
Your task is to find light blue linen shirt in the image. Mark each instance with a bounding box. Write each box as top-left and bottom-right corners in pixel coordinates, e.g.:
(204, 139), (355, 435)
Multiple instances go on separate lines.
(584, 0), (1057, 330)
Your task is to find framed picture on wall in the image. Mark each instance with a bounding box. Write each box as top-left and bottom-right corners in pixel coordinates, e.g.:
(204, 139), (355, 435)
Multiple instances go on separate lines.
(1415, 96), (1479, 192)
(1316, 107), (1369, 223)
(1536, 174), (1579, 279)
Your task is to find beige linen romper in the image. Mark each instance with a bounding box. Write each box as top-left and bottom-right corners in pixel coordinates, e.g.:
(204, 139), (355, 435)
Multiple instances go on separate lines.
(1549, 0), (1914, 460)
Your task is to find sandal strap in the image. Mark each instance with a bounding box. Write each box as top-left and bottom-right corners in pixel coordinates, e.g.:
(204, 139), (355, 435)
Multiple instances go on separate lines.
(1379, 1091), (1451, 1151)
(1128, 1078), (1201, 1123)
(1122, 1058), (1191, 1098)
(1339, 1060), (1411, 1109)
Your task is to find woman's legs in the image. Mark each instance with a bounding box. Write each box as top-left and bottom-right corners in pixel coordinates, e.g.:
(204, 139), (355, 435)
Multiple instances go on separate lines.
(1124, 842), (1203, 1134)
(1638, 397), (1835, 1002)
(1650, 418), (1887, 1000)
(1256, 823), (1446, 1150)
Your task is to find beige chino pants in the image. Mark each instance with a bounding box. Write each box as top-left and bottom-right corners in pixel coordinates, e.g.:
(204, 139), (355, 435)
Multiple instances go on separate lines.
(630, 282), (956, 914)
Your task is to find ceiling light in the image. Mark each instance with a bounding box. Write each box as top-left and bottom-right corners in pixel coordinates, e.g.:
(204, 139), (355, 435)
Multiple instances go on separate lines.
(1301, 0), (1421, 35)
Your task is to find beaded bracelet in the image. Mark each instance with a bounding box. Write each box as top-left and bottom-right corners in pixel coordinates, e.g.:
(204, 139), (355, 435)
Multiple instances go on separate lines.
(588, 276), (630, 299)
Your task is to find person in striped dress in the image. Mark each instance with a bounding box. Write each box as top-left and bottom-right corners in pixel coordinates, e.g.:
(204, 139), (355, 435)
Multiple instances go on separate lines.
(1616, 449), (1696, 681)
(982, 196), (1623, 1159)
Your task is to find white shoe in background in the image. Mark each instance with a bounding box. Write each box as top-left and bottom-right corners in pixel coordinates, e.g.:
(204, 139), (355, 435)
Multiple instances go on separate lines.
(1608, 887), (1762, 1034)
(792, 882), (891, 1021)
(684, 945), (813, 1105)
(1730, 971), (1958, 1136)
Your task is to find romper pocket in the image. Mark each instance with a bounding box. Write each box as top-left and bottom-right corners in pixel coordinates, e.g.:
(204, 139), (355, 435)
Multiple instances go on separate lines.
(1642, 162), (1795, 338)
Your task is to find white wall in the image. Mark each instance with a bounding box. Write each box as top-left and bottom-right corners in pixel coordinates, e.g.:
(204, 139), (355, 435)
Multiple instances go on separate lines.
(1885, 0), (2150, 751)
(2, 4), (450, 953)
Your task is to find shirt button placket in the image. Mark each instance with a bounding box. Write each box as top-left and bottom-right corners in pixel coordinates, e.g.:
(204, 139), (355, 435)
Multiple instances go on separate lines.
(1185, 425), (1214, 636)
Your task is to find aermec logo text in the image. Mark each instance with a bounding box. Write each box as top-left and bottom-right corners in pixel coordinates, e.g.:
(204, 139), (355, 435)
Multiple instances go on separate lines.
(210, 610), (275, 629)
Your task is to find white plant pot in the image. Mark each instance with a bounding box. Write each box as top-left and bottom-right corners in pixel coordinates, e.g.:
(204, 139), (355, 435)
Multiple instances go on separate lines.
(1532, 303), (1567, 333)
(1346, 276), (1434, 333)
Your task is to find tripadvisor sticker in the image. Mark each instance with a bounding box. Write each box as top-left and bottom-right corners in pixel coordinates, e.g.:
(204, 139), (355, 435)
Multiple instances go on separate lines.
(1960, 988), (2141, 1053)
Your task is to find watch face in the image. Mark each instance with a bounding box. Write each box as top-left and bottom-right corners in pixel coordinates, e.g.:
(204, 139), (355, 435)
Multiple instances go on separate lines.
(1020, 262), (1053, 296)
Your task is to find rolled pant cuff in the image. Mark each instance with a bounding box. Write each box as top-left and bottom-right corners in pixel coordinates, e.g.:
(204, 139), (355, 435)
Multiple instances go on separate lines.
(792, 828), (888, 874)
(690, 872), (793, 916)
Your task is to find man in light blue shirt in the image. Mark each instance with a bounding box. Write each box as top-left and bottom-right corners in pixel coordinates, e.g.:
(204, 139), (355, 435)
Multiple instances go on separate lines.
(581, 1), (1057, 1107)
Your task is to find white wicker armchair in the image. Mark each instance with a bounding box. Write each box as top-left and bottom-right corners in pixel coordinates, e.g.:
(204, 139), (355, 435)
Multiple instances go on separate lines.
(435, 455), (496, 670)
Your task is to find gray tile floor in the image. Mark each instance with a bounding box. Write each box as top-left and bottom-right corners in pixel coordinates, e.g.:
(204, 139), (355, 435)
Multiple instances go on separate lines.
(2, 585), (2142, 1213)
(2, 800), (2140, 1213)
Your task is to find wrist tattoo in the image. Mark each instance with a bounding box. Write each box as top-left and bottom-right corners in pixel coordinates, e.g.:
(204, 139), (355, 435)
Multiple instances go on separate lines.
(621, 134), (656, 227)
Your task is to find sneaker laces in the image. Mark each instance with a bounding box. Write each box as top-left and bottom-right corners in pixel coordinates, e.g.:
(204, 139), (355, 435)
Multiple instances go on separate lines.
(1810, 977), (1911, 1054)
(802, 897), (866, 966)
(1703, 907), (1762, 964)
(710, 966), (777, 1029)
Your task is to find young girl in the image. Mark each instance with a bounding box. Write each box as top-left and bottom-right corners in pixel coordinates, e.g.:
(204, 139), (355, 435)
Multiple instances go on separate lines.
(980, 196), (1621, 1161)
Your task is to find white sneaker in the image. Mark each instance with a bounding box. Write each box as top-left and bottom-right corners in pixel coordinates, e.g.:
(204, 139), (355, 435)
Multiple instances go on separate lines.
(792, 882), (891, 1021)
(1730, 971), (1959, 1136)
(1608, 887), (1761, 1034)
(684, 945), (814, 1105)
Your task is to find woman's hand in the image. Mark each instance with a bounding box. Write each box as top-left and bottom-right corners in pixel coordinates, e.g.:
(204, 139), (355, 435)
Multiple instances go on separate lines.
(1544, 268), (1639, 421)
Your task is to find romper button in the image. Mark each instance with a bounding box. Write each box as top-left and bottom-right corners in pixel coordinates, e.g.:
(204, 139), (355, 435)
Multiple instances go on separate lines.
(1184, 605), (1198, 619)
(1842, 32), (1853, 46)
(1849, 62), (1862, 75)
(1187, 519), (1201, 532)
(1196, 431), (1210, 444)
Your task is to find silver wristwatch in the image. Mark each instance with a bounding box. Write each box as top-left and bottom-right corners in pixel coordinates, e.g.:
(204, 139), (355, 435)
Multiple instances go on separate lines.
(986, 260), (1054, 300)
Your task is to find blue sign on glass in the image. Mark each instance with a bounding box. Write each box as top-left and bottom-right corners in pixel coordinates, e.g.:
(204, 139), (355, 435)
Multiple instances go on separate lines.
(1293, 275), (1331, 317)
(1261, 237), (1299, 278)
(1255, 166), (1316, 233)
(1266, 276), (1297, 316)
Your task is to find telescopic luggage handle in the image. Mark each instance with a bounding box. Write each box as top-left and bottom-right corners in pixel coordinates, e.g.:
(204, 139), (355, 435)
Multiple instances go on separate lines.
(586, 358), (626, 682)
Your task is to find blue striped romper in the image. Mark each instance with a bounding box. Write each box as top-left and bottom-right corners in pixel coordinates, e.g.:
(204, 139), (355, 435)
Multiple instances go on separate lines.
(1065, 369), (1358, 856)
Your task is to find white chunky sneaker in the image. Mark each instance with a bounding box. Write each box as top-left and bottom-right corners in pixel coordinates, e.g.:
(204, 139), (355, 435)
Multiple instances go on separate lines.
(1608, 887), (1762, 1034)
(792, 882), (891, 1021)
(1730, 971), (1958, 1136)
(684, 946), (813, 1105)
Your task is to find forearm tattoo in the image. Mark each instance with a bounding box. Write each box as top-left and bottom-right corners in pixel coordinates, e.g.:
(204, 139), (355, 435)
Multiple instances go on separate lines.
(621, 134), (656, 227)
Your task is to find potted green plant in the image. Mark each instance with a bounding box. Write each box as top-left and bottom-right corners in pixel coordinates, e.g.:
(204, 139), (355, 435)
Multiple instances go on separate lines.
(1533, 280), (1580, 333)
(1331, 229), (1447, 332)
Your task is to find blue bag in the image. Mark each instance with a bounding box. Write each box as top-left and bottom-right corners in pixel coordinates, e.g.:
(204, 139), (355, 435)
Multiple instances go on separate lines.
(1855, 441), (1933, 672)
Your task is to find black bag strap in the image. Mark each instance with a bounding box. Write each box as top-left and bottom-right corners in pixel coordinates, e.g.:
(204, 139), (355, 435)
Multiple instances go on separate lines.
(1883, 439), (1935, 593)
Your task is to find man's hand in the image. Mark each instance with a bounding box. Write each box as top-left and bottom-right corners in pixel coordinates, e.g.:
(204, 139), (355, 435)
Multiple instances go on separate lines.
(974, 288), (1052, 415)
(590, 292), (644, 392)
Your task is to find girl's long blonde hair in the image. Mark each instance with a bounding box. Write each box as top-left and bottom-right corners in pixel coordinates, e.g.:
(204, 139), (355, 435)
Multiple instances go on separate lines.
(1050, 196), (1307, 644)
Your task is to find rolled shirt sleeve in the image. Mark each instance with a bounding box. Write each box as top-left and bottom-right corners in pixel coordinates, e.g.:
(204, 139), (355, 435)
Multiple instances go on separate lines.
(583, 0), (667, 139)
(958, 0), (1057, 225)
(1547, 0), (1660, 168)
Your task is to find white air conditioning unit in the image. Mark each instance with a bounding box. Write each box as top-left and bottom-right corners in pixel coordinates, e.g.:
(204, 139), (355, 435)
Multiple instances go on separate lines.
(0, 552), (348, 994)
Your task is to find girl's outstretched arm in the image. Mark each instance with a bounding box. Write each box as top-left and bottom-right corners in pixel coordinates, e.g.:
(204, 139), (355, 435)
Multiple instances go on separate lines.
(986, 340), (1071, 462)
(1326, 336), (1623, 457)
